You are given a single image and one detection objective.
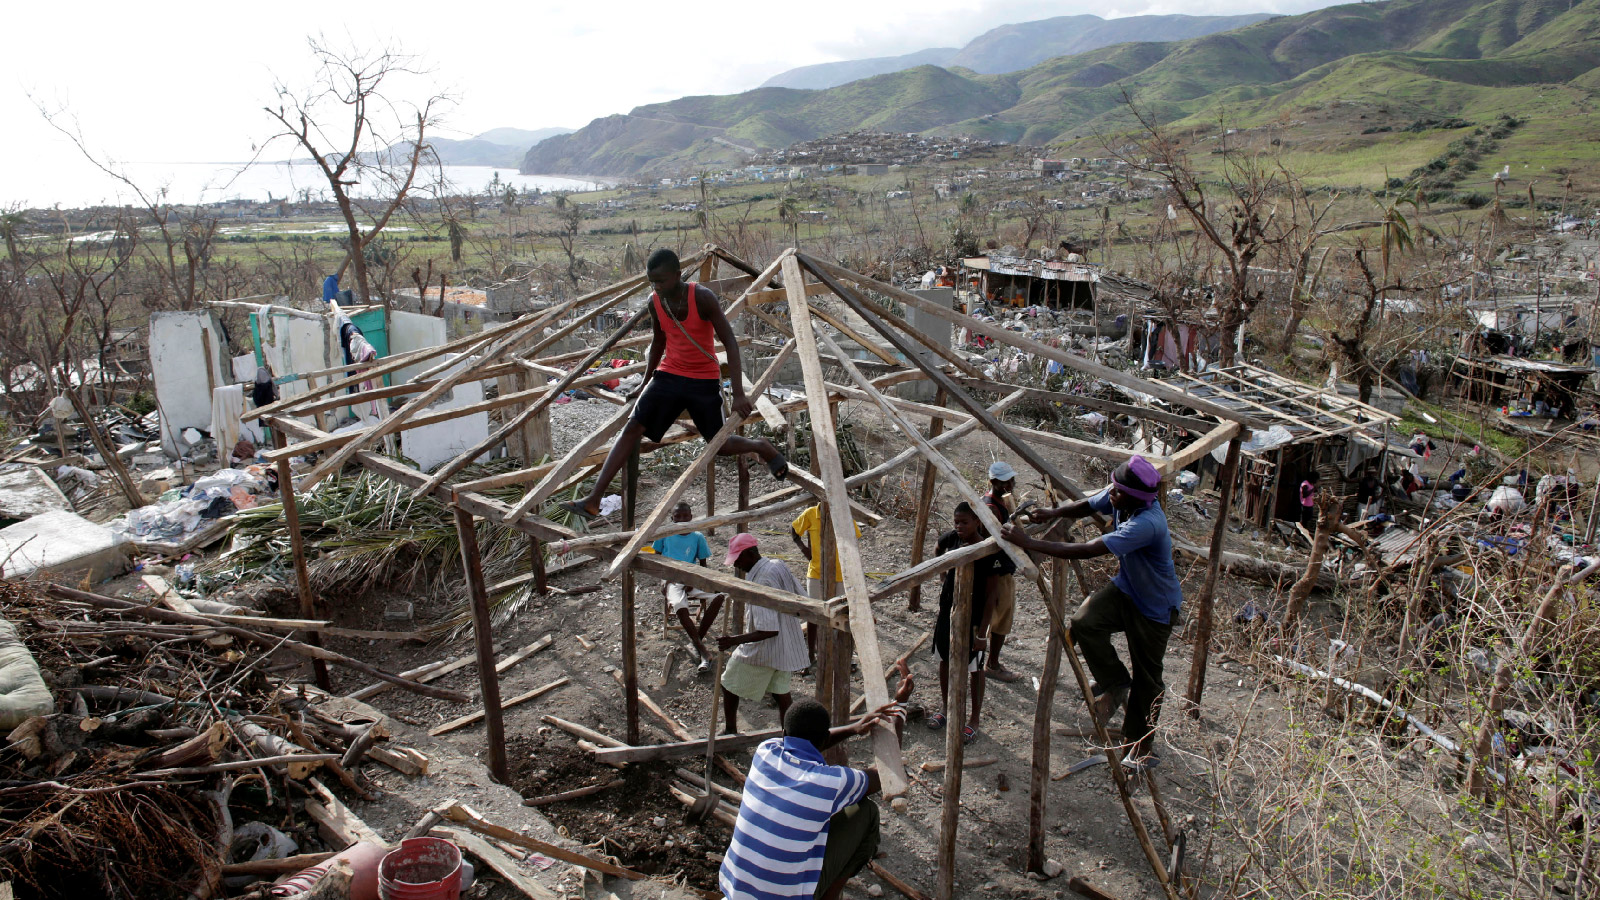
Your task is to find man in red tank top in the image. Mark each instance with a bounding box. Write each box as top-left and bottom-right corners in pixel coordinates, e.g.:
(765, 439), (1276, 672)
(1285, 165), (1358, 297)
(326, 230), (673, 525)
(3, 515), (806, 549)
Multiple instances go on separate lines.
(559, 249), (788, 520)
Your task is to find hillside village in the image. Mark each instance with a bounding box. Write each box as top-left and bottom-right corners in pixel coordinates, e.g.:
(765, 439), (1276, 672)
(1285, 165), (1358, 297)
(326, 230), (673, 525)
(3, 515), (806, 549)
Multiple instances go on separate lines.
(4, 1), (1600, 900)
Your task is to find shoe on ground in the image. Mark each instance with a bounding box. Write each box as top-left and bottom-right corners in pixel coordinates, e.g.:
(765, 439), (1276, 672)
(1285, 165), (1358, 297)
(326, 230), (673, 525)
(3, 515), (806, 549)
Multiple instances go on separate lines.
(696, 656), (711, 676)
(985, 665), (1022, 683)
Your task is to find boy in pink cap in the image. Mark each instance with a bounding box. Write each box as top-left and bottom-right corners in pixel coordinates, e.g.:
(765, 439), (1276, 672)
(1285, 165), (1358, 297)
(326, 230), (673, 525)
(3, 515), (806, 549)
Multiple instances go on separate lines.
(718, 533), (811, 732)
(1002, 455), (1180, 767)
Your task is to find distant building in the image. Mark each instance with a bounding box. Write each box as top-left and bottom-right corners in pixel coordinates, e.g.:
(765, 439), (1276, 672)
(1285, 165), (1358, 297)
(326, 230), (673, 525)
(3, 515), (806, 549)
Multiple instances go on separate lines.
(852, 163), (889, 176)
(1033, 159), (1069, 175)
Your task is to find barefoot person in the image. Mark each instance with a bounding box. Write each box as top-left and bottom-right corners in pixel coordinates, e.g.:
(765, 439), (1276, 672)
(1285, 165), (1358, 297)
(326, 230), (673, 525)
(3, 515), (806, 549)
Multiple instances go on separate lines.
(653, 501), (724, 675)
(928, 501), (1014, 744)
(1002, 455), (1180, 768)
(720, 534), (810, 733)
(981, 461), (1022, 683)
(720, 668), (914, 900)
(559, 249), (787, 520)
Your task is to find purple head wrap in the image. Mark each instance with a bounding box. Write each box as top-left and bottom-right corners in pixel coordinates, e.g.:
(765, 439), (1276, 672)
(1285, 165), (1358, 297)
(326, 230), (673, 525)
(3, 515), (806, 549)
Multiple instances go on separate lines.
(1111, 455), (1161, 503)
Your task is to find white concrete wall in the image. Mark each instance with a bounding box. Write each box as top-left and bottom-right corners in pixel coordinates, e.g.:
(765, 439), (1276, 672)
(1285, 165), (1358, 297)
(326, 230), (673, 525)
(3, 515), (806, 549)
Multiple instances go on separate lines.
(388, 310), (448, 387)
(150, 311), (229, 456)
(401, 354), (491, 472)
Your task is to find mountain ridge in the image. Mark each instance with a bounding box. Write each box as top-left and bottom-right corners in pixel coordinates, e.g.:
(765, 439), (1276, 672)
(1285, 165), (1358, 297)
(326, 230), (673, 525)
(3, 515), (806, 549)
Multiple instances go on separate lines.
(523, 0), (1600, 181)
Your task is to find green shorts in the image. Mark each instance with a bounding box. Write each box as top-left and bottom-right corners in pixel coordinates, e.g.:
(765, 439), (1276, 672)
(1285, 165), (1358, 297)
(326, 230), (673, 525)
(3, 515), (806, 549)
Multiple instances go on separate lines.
(721, 657), (793, 702)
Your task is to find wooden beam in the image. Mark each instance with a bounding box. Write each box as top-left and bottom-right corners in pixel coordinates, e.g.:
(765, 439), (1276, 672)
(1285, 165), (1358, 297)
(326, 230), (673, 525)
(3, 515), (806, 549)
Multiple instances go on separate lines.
(429, 677), (570, 736)
(632, 553), (844, 628)
(780, 253), (907, 804)
(1157, 421), (1243, 475)
(950, 377), (1216, 432)
(1183, 435), (1242, 717)
(867, 538), (999, 604)
(588, 727), (784, 764)
(272, 429), (330, 690)
(501, 403), (632, 523)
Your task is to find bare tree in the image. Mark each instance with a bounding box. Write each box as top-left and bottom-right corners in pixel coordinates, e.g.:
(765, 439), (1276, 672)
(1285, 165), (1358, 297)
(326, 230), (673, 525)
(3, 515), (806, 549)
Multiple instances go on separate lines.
(1112, 103), (1288, 366)
(263, 38), (451, 304)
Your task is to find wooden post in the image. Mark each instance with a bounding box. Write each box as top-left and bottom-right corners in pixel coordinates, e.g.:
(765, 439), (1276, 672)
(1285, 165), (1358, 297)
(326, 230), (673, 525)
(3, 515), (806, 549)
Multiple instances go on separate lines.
(1027, 559), (1066, 873)
(622, 449), (641, 745)
(1183, 436), (1241, 717)
(908, 389), (948, 611)
(452, 501), (508, 782)
(272, 430), (331, 691)
(528, 535), (548, 595)
(736, 424), (751, 534)
(706, 455), (718, 537)
(936, 563), (974, 900)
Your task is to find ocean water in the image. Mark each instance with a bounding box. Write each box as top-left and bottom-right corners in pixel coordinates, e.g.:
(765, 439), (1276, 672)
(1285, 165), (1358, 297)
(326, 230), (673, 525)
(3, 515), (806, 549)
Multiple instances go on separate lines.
(0, 159), (609, 210)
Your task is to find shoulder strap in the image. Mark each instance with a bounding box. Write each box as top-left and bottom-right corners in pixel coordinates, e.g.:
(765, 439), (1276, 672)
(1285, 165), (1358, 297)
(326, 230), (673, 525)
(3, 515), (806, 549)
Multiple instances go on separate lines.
(663, 282), (720, 366)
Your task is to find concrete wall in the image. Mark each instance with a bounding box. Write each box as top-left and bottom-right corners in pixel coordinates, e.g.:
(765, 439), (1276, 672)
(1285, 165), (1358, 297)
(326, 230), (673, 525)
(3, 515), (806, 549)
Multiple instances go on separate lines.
(388, 310), (448, 387)
(150, 311), (229, 456)
(401, 354), (491, 472)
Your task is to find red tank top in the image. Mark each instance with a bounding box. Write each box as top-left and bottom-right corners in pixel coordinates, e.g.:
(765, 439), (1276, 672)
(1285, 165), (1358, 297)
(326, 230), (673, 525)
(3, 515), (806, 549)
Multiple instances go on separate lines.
(653, 283), (722, 380)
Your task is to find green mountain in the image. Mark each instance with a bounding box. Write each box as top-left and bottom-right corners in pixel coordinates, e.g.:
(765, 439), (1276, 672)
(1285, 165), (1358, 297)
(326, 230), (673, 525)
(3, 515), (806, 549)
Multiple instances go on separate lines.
(523, 0), (1600, 182)
(759, 13), (1273, 90)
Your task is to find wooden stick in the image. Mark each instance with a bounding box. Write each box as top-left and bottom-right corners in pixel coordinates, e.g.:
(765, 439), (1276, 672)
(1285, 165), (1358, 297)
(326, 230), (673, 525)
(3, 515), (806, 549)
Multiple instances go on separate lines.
(920, 756), (997, 773)
(501, 403), (632, 523)
(588, 728), (784, 764)
(1184, 436), (1242, 717)
(141, 753), (341, 777)
(780, 253), (906, 804)
(439, 802), (645, 880)
(340, 721), (389, 769)
(347, 634), (550, 701)
(543, 715), (624, 747)
(220, 851), (337, 877)
(908, 388), (948, 611)
(851, 632), (932, 714)
(609, 669), (746, 783)
(871, 861), (934, 900)
(430, 677), (570, 736)
(452, 504), (508, 780)
(522, 778), (625, 807)
(273, 429), (331, 690)
(1028, 559), (1066, 873)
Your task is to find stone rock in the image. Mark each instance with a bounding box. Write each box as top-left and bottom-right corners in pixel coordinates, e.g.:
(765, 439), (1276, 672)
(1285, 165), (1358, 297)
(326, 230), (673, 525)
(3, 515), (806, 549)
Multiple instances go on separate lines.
(867, 885), (884, 897)
(1042, 859), (1064, 879)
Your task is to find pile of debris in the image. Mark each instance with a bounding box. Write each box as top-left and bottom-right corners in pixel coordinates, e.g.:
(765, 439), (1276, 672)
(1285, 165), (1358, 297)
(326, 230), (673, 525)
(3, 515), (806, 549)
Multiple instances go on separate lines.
(0, 578), (457, 899)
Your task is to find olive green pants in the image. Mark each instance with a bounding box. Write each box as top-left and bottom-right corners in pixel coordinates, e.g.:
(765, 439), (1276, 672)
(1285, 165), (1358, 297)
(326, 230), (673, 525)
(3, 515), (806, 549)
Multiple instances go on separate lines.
(1069, 583), (1174, 752)
(814, 798), (880, 898)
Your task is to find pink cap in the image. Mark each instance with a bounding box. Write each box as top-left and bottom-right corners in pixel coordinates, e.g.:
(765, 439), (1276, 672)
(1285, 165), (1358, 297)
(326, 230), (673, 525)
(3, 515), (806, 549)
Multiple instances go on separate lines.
(725, 532), (760, 566)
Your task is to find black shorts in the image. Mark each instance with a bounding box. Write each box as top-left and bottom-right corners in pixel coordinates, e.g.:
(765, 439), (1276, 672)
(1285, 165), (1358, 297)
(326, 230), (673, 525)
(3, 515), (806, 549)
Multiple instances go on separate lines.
(631, 371), (725, 442)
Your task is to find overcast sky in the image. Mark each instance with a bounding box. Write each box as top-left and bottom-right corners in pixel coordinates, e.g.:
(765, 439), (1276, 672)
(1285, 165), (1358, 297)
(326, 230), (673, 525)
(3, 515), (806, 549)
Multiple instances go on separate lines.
(3, 0), (1339, 197)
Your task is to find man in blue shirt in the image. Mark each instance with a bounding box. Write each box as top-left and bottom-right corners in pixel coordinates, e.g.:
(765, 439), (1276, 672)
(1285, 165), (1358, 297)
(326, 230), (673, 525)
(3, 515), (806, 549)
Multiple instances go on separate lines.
(1002, 455), (1181, 766)
(720, 666), (913, 900)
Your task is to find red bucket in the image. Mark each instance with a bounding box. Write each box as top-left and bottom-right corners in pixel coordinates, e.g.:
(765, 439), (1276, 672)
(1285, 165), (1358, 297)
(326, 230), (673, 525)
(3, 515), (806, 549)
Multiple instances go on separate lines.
(378, 837), (464, 900)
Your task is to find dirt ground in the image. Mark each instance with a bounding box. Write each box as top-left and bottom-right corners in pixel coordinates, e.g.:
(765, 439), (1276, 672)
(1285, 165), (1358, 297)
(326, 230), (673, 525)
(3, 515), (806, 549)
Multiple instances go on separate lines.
(169, 395), (1332, 900)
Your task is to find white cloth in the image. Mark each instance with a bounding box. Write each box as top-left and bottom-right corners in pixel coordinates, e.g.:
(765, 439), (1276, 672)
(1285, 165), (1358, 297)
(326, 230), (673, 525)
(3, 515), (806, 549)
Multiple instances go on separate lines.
(735, 558), (810, 672)
(666, 583), (717, 614)
(1487, 486), (1526, 516)
(210, 384), (244, 457)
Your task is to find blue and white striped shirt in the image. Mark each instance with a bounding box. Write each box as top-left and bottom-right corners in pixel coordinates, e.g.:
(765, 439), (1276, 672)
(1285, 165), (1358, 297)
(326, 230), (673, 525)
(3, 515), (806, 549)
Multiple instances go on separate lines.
(719, 737), (869, 900)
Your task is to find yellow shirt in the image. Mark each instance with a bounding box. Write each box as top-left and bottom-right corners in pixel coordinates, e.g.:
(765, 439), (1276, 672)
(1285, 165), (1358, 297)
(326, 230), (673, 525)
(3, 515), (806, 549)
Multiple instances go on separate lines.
(791, 505), (861, 582)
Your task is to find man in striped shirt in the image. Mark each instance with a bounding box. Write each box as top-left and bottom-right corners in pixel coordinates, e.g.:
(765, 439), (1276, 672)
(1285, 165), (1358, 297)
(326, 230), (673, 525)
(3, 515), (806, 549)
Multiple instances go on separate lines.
(719, 533), (811, 732)
(720, 671), (914, 900)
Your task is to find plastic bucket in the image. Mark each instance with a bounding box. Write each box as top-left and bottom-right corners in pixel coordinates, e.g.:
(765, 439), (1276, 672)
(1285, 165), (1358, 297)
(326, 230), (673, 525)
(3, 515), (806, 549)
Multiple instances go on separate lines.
(378, 837), (464, 900)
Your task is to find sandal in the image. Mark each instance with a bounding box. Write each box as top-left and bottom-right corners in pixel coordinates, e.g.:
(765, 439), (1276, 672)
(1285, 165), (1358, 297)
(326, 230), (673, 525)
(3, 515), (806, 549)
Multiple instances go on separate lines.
(555, 499), (599, 521)
(766, 452), (789, 481)
(962, 724), (978, 744)
(927, 712), (947, 731)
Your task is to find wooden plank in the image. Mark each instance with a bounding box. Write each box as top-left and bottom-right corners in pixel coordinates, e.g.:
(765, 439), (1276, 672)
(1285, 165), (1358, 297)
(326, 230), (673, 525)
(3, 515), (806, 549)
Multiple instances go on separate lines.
(603, 341), (797, 582)
(200, 614), (422, 642)
(950, 377), (1216, 432)
(430, 677), (570, 736)
(632, 553), (843, 627)
(305, 778), (386, 849)
(347, 634), (552, 701)
(589, 727), (784, 763)
(436, 828), (559, 900)
(806, 255), (1259, 427)
(780, 253), (907, 804)
(867, 538), (999, 603)
(809, 303), (900, 366)
(453, 504), (508, 782)
(1157, 422), (1243, 475)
